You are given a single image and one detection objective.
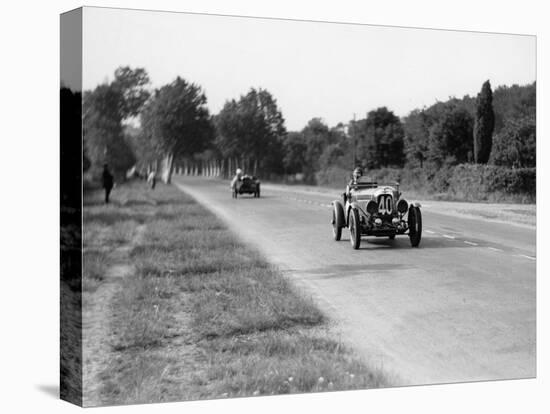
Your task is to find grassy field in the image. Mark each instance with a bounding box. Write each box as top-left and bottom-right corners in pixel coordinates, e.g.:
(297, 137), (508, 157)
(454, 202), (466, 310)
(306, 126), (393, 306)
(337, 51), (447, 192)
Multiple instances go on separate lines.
(82, 180), (386, 406)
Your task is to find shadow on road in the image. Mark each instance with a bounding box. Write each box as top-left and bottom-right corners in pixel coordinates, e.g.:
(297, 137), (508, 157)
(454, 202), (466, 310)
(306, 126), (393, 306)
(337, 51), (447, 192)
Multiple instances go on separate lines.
(232, 195), (276, 200)
(334, 236), (476, 250)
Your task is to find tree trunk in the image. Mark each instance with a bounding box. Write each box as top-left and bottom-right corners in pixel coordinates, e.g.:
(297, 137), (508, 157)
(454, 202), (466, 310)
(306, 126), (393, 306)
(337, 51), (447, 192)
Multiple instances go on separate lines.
(162, 153), (174, 184)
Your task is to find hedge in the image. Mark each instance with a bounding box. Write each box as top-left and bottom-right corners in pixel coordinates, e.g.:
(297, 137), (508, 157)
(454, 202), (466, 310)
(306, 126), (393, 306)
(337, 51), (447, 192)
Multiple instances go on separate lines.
(315, 164), (535, 203)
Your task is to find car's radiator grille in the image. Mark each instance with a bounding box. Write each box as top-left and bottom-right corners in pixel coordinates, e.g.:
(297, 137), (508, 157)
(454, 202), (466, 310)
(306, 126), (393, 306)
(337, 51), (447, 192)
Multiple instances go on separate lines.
(377, 194), (394, 215)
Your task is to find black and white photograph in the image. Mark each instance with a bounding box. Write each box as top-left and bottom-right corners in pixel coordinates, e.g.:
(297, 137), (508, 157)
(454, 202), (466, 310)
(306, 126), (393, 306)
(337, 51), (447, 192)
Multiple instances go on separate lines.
(4, 1), (548, 413)
(57, 5), (540, 408)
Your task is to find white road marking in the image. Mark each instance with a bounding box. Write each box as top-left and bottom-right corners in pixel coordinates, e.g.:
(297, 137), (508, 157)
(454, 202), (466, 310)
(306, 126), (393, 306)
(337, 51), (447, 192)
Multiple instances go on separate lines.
(488, 247), (504, 252)
(464, 241), (478, 246)
(517, 254), (536, 261)
(443, 234), (456, 239)
(426, 230), (436, 234)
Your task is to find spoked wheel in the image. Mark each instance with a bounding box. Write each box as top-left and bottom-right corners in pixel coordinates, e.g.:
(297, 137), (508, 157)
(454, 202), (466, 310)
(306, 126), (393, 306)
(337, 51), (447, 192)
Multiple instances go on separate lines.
(332, 209), (342, 241)
(349, 209), (361, 250)
(408, 206), (422, 247)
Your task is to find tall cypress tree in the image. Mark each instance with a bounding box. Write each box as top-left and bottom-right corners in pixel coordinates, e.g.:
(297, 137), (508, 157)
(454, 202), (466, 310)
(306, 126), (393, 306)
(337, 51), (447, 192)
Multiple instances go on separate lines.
(473, 80), (495, 163)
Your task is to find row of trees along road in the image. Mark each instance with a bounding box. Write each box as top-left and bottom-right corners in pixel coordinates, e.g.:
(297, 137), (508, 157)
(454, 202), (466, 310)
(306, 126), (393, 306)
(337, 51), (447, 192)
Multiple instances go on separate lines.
(82, 67), (535, 194)
(83, 67), (150, 177)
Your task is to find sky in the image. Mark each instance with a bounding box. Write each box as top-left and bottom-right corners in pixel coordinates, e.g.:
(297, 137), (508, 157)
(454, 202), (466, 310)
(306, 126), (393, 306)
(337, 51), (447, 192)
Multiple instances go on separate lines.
(81, 7), (536, 131)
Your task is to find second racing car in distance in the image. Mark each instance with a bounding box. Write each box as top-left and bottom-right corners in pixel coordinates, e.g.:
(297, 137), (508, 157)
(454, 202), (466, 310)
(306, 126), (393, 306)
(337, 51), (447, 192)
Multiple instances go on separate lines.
(331, 175), (422, 249)
(231, 174), (261, 198)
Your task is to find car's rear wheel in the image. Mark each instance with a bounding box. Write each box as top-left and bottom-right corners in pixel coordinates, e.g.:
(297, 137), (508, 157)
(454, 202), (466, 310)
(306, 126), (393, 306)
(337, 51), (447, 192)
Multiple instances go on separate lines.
(388, 234), (396, 240)
(349, 208), (361, 249)
(408, 206), (422, 247)
(256, 185), (261, 198)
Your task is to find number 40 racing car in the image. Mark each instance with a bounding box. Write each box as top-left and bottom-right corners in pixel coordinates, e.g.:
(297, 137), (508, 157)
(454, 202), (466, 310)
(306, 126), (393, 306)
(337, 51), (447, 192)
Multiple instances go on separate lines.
(331, 176), (422, 249)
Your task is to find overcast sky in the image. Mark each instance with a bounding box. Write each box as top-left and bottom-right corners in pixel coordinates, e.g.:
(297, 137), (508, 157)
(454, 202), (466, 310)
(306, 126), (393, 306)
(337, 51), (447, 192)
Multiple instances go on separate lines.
(82, 7), (536, 131)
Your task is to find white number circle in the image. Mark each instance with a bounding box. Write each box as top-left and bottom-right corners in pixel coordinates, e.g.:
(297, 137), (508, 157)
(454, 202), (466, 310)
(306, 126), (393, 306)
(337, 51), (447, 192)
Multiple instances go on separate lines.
(378, 196), (392, 214)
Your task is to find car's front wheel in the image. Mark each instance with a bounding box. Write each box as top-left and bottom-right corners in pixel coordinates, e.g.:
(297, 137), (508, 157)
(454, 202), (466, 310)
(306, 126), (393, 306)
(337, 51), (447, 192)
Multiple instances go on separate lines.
(349, 208), (361, 249)
(408, 206), (422, 247)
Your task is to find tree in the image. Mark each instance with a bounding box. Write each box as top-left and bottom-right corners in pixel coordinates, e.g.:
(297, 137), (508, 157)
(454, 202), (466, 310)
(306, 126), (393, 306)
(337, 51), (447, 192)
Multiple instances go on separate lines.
(142, 77), (213, 183)
(112, 66), (150, 118)
(282, 132), (307, 175)
(473, 80), (495, 163)
(319, 143), (345, 170)
(359, 107), (404, 169)
(301, 118), (332, 178)
(83, 67), (150, 178)
(83, 84), (135, 177)
(427, 105), (473, 167)
(492, 82), (536, 133)
(125, 122), (158, 173)
(403, 109), (430, 168)
(215, 88), (286, 175)
(491, 115), (535, 168)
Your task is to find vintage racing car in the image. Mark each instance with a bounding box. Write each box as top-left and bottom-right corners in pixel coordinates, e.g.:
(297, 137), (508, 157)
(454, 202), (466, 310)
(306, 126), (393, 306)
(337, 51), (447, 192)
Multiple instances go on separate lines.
(331, 176), (422, 249)
(231, 175), (261, 198)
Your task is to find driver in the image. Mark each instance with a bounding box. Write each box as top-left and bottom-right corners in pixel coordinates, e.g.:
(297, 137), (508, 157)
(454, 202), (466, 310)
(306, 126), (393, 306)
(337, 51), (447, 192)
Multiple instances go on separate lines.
(231, 168), (244, 189)
(351, 167), (363, 184)
(344, 167), (363, 201)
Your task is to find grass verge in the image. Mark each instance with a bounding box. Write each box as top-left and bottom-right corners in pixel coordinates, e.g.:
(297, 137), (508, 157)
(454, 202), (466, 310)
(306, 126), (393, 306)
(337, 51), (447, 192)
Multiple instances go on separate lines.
(83, 180), (386, 406)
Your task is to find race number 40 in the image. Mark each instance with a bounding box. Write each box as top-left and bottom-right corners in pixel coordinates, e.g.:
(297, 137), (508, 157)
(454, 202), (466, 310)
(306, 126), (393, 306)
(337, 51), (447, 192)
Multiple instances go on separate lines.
(378, 195), (393, 214)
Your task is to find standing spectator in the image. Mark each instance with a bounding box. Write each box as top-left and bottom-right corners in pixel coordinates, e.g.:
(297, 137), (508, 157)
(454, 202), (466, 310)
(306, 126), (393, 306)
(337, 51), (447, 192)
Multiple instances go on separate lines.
(102, 163), (114, 204)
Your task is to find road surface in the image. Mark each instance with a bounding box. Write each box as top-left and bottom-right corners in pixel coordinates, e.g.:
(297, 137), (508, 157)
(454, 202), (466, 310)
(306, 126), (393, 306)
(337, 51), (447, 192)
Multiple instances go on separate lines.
(175, 176), (536, 386)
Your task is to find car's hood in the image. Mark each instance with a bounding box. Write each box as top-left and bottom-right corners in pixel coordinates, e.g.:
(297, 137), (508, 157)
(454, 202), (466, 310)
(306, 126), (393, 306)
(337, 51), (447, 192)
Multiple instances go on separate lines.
(352, 186), (397, 201)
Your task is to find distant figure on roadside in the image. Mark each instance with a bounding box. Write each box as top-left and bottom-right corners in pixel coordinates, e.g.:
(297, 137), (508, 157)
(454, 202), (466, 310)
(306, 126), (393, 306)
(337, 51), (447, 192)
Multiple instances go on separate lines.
(102, 163), (114, 204)
(147, 170), (157, 190)
(230, 168), (243, 190)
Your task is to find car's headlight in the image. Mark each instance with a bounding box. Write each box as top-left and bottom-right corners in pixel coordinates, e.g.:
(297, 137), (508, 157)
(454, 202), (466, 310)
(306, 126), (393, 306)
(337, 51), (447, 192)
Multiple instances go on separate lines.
(397, 199), (408, 214)
(366, 200), (378, 215)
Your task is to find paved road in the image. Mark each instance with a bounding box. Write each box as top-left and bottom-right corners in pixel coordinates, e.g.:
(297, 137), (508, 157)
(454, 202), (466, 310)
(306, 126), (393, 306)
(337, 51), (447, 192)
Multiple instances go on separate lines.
(175, 176), (536, 386)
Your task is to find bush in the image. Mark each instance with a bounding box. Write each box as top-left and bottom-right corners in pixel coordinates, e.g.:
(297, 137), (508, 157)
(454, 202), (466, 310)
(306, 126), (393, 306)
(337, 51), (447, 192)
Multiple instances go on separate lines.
(448, 164), (535, 201)
(315, 166), (350, 187)
(491, 116), (535, 168)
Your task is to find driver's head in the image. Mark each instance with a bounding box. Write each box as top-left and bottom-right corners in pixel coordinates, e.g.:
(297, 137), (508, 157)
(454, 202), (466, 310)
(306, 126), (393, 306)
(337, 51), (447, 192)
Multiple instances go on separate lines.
(353, 167), (363, 179)
(236, 168), (243, 176)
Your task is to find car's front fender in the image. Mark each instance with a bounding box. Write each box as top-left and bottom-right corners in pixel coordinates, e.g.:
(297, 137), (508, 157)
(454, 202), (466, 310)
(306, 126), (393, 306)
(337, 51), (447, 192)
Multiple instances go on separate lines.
(347, 201), (367, 222)
(332, 200), (345, 228)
